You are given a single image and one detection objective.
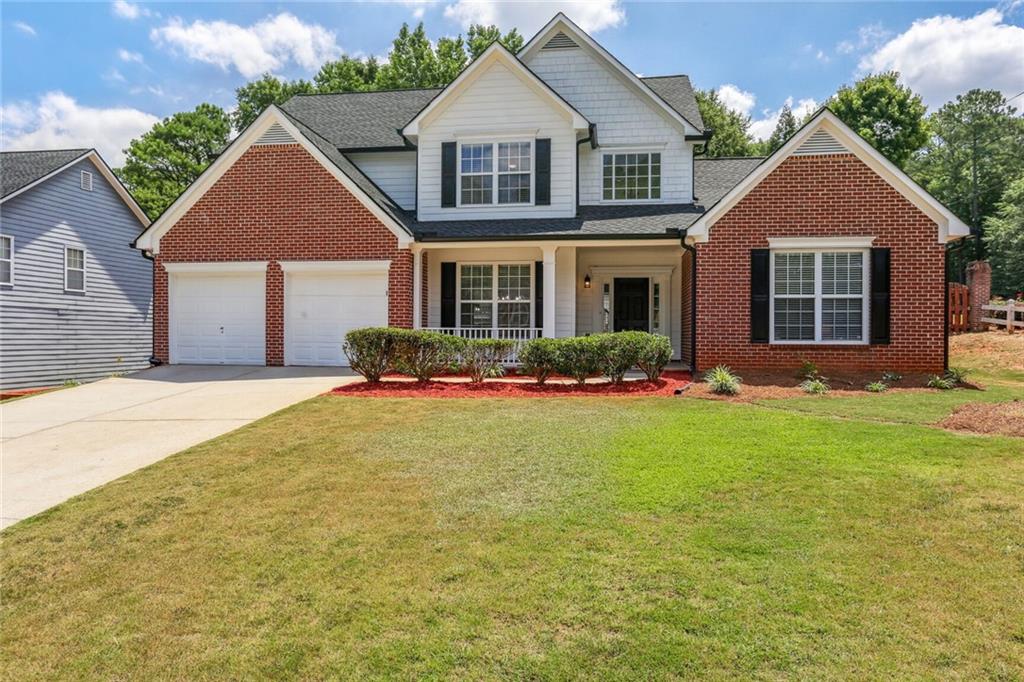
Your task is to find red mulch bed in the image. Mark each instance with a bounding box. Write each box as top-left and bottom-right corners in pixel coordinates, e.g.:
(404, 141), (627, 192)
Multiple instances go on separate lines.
(331, 371), (692, 398)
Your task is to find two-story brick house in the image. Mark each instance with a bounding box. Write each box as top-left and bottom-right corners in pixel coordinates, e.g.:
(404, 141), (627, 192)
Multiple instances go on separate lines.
(133, 13), (968, 373)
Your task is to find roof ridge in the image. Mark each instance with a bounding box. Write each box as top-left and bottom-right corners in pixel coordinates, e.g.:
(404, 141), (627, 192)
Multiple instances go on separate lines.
(696, 156), (767, 160)
(289, 86), (442, 98)
(1, 148), (91, 155)
(641, 74), (690, 80)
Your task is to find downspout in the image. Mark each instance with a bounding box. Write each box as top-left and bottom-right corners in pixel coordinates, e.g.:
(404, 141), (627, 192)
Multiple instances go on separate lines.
(691, 129), (712, 202)
(681, 229), (698, 373)
(575, 124), (596, 215)
(139, 248), (163, 366)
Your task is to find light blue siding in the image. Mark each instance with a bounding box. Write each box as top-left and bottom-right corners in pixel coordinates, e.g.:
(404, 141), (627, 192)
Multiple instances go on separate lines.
(0, 159), (152, 389)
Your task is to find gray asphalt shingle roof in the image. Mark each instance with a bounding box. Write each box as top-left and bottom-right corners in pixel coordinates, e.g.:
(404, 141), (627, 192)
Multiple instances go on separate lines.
(641, 75), (704, 132)
(694, 156), (764, 204)
(1, 149), (90, 199)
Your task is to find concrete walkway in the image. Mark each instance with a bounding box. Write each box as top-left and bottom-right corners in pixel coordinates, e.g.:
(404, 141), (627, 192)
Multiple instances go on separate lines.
(1, 365), (358, 529)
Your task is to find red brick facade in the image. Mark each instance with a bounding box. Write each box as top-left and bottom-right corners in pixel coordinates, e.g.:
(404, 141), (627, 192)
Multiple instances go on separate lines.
(153, 143), (413, 365)
(694, 153), (946, 373)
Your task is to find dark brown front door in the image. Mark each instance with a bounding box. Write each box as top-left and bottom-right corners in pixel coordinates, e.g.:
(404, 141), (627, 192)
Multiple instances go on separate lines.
(613, 278), (649, 332)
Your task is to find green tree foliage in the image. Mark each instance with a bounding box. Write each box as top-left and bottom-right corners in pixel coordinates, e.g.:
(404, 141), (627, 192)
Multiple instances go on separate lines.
(765, 104), (799, 154)
(232, 74), (314, 130)
(695, 89), (756, 157)
(984, 177), (1024, 297)
(115, 103), (231, 220)
(827, 72), (927, 168)
(375, 23), (444, 89)
(466, 24), (524, 58)
(314, 55), (380, 93)
(909, 90), (1024, 257)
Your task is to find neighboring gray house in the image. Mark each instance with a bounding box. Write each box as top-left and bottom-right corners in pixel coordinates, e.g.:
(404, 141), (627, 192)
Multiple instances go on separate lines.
(0, 149), (152, 389)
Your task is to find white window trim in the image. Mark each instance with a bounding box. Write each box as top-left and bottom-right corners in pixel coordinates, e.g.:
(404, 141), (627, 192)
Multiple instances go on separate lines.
(455, 261), (535, 329)
(769, 248), (870, 345)
(0, 234), (13, 286)
(456, 139), (536, 208)
(64, 246), (87, 293)
(599, 147), (665, 204)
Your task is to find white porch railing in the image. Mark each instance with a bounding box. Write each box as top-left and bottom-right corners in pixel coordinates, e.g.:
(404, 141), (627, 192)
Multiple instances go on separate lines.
(425, 327), (542, 364)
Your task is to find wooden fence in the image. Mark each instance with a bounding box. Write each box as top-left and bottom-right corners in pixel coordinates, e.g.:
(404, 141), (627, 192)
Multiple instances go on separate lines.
(948, 283), (970, 333)
(981, 300), (1024, 333)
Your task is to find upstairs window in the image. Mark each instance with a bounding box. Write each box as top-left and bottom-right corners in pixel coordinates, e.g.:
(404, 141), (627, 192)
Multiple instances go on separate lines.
(65, 246), (86, 292)
(459, 141), (532, 206)
(771, 250), (867, 343)
(603, 151), (661, 201)
(0, 235), (12, 285)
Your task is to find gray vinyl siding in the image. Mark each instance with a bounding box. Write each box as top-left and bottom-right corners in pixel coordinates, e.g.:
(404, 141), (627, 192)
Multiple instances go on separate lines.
(0, 159), (152, 389)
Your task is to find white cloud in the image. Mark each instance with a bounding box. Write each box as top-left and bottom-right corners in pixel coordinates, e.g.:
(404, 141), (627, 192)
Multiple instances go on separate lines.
(0, 92), (158, 166)
(858, 9), (1024, 109)
(716, 84), (756, 116)
(151, 13), (342, 78)
(118, 48), (144, 63)
(112, 0), (154, 20)
(836, 23), (892, 55)
(13, 21), (36, 36)
(749, 97), (818, 141)
(104, 68), (127, 83)
(444, 0), (625, 35)
(392, 0), (439, 19)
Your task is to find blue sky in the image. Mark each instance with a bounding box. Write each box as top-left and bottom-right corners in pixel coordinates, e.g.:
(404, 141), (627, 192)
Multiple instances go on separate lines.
(3, 1), (1022, 164)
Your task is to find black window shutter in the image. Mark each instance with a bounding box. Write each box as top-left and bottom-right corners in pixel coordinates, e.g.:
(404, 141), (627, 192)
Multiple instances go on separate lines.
(870, 248), (891, 344)
(441, 262), (456, 327)
(750, 249), (770, 343)
(441, 142), (457, 208)
(535, 139), (551, 206)
(534, 261), (544, 330)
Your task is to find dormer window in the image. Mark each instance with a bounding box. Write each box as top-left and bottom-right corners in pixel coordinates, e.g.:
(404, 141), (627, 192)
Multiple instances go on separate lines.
(459, 141), (532, 206)
(602, 151), (661, 201)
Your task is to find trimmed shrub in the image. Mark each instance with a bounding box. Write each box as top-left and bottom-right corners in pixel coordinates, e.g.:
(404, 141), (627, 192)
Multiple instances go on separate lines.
(927, 374), (955, 390)
(636, 333), (673, 381)
(519, 337), (560, 385)
(798, 359), (820, 380)
(462, 338), (514, 383)
(393, 330), (465, 382)
(597, 332), (646, 384)
(865, 381), (889, 393)
(704, 365), (741, 395)
(555, 336), (604, 385)
(800, 377), (830, 395)
(343, 327), (403, 383)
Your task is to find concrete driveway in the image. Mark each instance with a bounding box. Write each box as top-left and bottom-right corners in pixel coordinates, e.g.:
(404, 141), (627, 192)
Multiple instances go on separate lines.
(1, 365), (358, 529)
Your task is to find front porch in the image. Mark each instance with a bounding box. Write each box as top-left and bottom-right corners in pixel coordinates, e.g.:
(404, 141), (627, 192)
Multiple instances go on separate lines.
(411, 239), (693, 365)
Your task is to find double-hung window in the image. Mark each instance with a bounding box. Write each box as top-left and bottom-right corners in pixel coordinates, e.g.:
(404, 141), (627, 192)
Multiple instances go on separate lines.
(459, 141), (532, 206)
(459, 263), (532, 328)
(602, 151), (661, 201)
(771, 249), (868, 343)
(0, 235), (12, 285)
(65, 246), (86, 292)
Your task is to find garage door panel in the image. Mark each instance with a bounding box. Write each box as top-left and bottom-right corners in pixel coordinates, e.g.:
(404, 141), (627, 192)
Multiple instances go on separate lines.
(171, 273), (266, 365)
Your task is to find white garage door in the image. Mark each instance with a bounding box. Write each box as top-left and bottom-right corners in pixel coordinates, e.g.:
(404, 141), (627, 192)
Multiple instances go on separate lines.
(170, 273), (266, 365)
(285, 269), (388, 366)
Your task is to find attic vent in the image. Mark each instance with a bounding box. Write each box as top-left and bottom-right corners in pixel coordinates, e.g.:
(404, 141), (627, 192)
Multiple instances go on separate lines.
(80, 170), (93, 191)
(255, 122), (295, 145)
(542, 31), (579, 50)
(794, 129), (848, 156)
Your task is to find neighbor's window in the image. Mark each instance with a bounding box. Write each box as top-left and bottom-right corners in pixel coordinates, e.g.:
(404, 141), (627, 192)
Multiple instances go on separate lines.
(460, 141), (532, 206)
(65, 246), (86, 292)
(602, 151), (661, 201)
(0, 235), (12, 285)
(771, 250), (866, 343)
(459, 263), (532, 328)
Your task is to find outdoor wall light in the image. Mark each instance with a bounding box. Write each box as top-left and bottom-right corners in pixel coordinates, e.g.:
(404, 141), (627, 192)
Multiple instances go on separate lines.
(583, 273), (592, 288)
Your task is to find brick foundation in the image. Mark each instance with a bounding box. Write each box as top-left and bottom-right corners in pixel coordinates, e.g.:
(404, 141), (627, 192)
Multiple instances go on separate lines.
(695, 153), (946, 373)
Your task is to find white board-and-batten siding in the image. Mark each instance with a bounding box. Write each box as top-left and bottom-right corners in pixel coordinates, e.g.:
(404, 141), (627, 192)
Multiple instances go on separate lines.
(416, 60), (577, 221)
(525, 46), (694, 205)
(348, 151), (417, 211)
(0, 158), (153, 389)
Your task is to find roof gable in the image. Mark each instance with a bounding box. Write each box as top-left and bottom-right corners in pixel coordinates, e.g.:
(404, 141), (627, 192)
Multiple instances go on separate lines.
(686, 109), (970, 244)
(402, 41), (589, 139)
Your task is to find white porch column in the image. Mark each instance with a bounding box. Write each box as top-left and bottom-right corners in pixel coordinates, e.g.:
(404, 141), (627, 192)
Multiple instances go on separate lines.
(542, 244), (556, 338)
(412, 247), (423, 329)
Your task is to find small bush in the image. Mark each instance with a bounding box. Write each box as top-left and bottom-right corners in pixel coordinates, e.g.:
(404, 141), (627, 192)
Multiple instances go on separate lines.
(945, 367), (970, 385)
(704, 365), (741, 395)
(798, 359), (820, 380)
(865, 381), (889, 393)
(800, 377), (830, 395)
(343, 327), (403, 383)
(555, 336), (604, 385)
(597, 332), (646, 384)
(62, 378), (81, 387)
(636, 334), (673, 381)
(927, 374), (955, 390)
(462, 338), (514, 383)
(393, 330), (465, 382)
(519, 337), (560, 385)
(882, 371), (903, 384)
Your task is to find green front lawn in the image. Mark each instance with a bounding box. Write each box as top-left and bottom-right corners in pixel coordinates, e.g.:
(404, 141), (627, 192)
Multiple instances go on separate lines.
(3, 340), (1023, 679)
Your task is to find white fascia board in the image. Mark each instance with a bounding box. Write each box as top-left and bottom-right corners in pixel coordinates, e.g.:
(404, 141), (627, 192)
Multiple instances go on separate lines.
(688, 110), (970, 245)
(163, 261), (268, 274)
(402, 43), (589, 139)
(279, 259), (391, 274)
(0, 151), (151, 228)
(134, 106), (413, 254)
(768, 236), (875, 250)
(519, 14), (702, 137)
